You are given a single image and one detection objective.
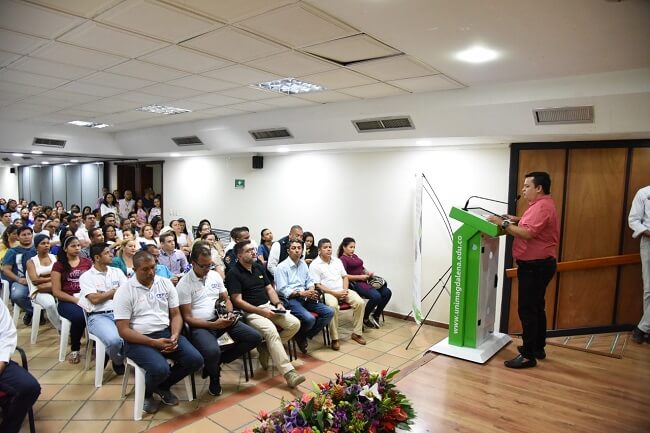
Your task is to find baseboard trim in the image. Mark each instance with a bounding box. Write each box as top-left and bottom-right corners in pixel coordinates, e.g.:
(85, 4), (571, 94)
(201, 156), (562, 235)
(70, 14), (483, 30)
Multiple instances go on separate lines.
(383, 310), (449, 330)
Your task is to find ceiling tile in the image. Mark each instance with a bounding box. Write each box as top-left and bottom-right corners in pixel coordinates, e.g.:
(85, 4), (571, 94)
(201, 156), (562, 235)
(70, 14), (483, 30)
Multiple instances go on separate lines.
(56, 108), (105, 119)
(0, 0), (84, 39)
(0, 50), (21, 67)
(74, 98), (143, 114)
(9, 57), (95, 80)
(387, 75), (464, 92)
(0, 108), (35, 121)
(247, 51), (337, 77)
(303, 34), (400, 63)
(186, 93), (244, 106)
(59, 81), (126, 97)
(164, 99), (214, 111)
(182, 27), (286, 63)
(139, 45), (232, 74)
(139, 83), (204, 99)
(300, 68), (376, 90)
(40, 89), (100, 104)
(110, 91), (169, 105)
(201, 64), (281, 85)
(79, 71), (156, 90)
(0, 29), (49, 55)
(262, 96), (317, 108)
(31, 112), (78, 124)
(58, 21), (168, 58)
(237, 3), (356, 48)
(195, 106), (244, 117)
(5, 102), (59, 115)
(95, 109), (164, 124)
(224, 101), (275, 113)
(96, 0), (219, 43)
(0, 81), (46, 96)
(167, 0), (293, 23)
(167, 75), (238, 92)
(338, 82), (408, 98)
(297, 90), (359, 103)
(32, 42), (128, 69)
(107, 59), (189, 82)
(347, 55), (438, 81)
(27, 0), (122, 18)
(0, 69), (69, 89)
(218, 86), (279, 101)
(20, 94), (80, 109)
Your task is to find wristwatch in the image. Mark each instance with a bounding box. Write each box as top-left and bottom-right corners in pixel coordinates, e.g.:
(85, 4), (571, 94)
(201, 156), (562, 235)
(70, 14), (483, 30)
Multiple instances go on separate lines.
(501, 220), (511, 229)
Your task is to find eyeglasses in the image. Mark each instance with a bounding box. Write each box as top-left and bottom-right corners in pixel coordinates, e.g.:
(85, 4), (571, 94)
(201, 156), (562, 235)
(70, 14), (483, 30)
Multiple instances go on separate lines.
(193, 261), (213, 270)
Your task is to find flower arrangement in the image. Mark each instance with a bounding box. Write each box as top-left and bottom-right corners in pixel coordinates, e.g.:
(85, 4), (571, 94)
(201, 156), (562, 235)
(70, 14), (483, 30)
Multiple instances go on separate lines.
(247, 367), (415, 433)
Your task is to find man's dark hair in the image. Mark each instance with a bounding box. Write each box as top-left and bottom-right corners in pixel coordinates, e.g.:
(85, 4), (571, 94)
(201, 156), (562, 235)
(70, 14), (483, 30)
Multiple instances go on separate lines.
(145, 244), (159, 253)
(159, 232), (175, 245)
(317, 238), (331, 249)
(66, 213), (79, 224)
(84, 213), (95, 221)
(1, 210), (10, 217)
(90, 242), (109, 262)
(525, 171), (551, 194)
(231, 226), (248, 242)
(89, 227), (103, 241)
(133, 250), (155, 269)
(234, 240), (252, 257)
(35, 213), (47, 220)
(17, 226), (33, 236)
(190, 241), (212, 262)
(287, 239), (304, 250)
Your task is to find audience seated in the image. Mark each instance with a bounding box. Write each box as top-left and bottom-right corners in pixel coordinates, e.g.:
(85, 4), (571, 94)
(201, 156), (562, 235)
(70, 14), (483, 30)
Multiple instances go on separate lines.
(303, 231), (318, 266)
(200, 232), (226, 279)
(2, 227), (36, 325)
(76, 213), (97, 248)
(144, 244), (173, 279)
(117, 190), (135, 221)
(111, 239), (138, 278)
(100, 193), (118, 217)
(267, 225), (304, 276)
(26, 234), (61, 332)
(158, 232), (189, 285)
(257, 228), (273, 268)
(223, 227), (251, 273)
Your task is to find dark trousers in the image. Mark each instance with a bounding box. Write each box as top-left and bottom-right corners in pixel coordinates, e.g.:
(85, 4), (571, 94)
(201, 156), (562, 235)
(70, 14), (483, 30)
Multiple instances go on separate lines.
(190, 321), (262, 381)
(352, 285), (392, 320)
(517, 258), (557, 359)
(123, 328), (203, 398)
(0, 361), (41, 433)
(57, 301), (86, 352)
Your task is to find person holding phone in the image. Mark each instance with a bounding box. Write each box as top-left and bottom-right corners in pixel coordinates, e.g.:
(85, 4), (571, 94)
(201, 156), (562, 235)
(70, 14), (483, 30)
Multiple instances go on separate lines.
(177, 242), (261, 397)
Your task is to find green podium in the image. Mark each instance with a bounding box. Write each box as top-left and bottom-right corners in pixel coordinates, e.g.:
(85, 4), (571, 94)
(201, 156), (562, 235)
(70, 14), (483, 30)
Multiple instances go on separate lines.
(430, 206), (511, 363)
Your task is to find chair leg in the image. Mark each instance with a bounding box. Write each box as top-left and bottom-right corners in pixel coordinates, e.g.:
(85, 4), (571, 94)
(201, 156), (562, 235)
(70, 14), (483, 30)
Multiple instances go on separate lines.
(94, 338), (106, 388)
(12, 303), (20, 325)
(121, 362), (130, 398)
(30, 304), (43, 344)
(59, 318), (71, 362)
(132, 361), (145, 421)
(1, 280), (8, 306)
(184, 375), (194, 402)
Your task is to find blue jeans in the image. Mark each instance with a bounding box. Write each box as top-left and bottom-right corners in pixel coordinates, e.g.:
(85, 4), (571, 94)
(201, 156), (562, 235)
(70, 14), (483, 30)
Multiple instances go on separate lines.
(123, 328), (203, 398)
(57, 301), (86, 352)
(353, 285), (392, 320)
(285, 298), (334, 341)
(87, 312), (124, 366)
(10, 282), (32, 315)
(190, 321), (262, 381)
(0, 360), (41, 433)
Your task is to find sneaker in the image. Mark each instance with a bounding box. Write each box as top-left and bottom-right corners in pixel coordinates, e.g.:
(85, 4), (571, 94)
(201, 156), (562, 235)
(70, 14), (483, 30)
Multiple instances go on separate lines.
(258, 345), (269, 370)
(154, 389), (179, 406)
(632, 327), (646, 344)
(208, 378), (222, 396)
(143, 396), (160, 414)
(22, 312), (32, 327)
(517, 345), (546, 360)
(112, 362), (125, 375)
(369, 316), (381, 328)
(284, 370), (305, 388)
(363, 318), (379, 329)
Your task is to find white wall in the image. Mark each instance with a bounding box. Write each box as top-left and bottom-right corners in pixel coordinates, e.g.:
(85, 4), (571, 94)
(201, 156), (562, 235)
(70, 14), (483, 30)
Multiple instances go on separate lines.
(163, 144), (510, 324)
(0, 167), (19, 199)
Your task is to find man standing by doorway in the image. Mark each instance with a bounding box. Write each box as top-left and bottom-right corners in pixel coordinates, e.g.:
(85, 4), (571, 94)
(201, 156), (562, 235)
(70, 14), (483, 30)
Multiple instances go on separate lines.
(488, 172), (559, 369)
(628, 185), (650, 343)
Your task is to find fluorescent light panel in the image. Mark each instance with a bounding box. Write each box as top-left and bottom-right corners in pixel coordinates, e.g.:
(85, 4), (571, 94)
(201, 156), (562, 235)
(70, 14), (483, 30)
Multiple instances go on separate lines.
(67, 120), (111, 128)
(136, 105), (192, 115)
(255, 78), (325, 95)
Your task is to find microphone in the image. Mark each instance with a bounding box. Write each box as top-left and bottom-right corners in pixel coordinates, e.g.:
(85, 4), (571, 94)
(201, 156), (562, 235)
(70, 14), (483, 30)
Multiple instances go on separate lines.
(514, 194), (521, 205)
(463, 195), (509, 211)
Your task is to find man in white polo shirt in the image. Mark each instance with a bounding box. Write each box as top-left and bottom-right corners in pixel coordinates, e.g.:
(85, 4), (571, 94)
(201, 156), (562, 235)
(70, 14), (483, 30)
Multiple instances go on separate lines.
(309, 238), (366, 350)
(79, 242), (126, 375)
(114, 250), (203, 414)
(177, 242), (262, 397)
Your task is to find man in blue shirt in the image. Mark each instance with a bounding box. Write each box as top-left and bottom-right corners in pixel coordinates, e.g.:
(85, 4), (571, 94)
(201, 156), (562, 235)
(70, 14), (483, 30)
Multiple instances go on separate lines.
(1, 226), (36, 325)
(275, 240), (333, 354)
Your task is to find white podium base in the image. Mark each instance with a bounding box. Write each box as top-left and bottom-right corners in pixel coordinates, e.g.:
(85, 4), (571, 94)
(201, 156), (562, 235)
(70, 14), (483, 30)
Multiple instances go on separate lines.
(428, 332), (511, 364)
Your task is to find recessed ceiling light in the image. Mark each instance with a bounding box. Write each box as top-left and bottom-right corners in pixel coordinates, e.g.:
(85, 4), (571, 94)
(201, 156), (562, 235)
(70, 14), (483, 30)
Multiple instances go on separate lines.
(256, 78), (325, 95)
(169, 153), (181, 157)
(70, 159), (79, 163)
(277, 147), (290, 153)
(31, 150), (43, 154)
(137, 105), (192, 115)
(67, 120), (111, 129)
(42, 161), (49, 165)
(455, 46), (499, 63)
(12, 163), (20, 166)
(12, 153), (24, 157)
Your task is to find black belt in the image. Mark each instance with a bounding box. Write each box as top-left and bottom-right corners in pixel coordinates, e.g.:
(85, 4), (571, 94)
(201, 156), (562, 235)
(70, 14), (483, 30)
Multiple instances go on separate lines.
(88, 310), (113, 316)
(517, 257), (555, 265)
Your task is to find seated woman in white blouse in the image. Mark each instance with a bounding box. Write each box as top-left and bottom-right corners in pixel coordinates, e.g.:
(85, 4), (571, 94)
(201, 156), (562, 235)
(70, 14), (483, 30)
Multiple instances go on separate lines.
(26, 234), (62, 332)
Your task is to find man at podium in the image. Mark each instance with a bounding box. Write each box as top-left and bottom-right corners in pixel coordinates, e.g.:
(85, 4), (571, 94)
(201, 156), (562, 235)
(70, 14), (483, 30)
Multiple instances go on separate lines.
(488, 172), (559, 369)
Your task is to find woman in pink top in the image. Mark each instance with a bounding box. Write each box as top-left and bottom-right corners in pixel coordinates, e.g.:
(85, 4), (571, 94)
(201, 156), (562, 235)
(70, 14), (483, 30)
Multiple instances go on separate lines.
(338, 237), (392, 329)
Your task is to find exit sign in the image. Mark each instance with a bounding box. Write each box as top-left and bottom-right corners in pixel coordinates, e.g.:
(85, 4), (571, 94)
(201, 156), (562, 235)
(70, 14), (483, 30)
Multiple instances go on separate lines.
(235, 179), (245, 189)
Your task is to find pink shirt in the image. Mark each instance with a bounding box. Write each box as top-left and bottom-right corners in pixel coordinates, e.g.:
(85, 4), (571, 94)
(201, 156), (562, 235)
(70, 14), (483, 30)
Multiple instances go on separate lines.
(513, 195), (560, 261)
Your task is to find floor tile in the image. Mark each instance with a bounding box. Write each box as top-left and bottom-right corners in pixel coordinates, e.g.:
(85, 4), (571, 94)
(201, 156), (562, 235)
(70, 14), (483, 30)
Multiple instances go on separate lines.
(72, 400), (122, 420)
(208, 404), (257, 431)
(38, 369), (80, 385)
(239, 393), (281, 415)
(61, 420), (108, 433)
(88, 384), (125, 400)
(52, 384), (97, 400)
(21, 420), (67, 433)
(174, 418), (228, 433)
(38, 384), (66, 401)
(35, 400), (85, 420)
(102, 420), (150, 433)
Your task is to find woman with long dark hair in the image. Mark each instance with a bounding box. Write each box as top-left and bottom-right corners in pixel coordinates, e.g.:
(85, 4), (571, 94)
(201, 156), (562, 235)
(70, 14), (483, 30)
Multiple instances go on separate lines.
(26, 234), (61, 332)
(100, 193), (118, 217)
(303, 231), (317, 266)
(257, 228), (273, 267)
(337, 237), (392, 329)
(51, 236), (92, 363)
(150, 215), (163, 237)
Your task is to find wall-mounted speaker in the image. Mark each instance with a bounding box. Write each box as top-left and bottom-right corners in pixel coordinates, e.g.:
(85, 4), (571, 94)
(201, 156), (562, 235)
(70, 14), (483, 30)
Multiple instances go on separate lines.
(252, 155), (263, 169)
(10, 168), (16, 174)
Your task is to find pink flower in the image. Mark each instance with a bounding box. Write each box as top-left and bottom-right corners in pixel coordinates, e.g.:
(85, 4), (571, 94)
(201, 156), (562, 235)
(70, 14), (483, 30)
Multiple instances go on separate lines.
(258, 409), (269, 420)
(301, 393), (314, 404)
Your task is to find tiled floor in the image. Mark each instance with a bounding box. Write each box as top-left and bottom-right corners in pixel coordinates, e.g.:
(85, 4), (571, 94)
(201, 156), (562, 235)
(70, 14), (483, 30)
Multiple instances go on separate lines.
(14, 313), (446, 433)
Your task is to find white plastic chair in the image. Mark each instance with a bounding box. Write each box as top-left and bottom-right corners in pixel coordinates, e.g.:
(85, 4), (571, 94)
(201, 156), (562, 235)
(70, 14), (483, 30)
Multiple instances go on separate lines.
(121, 357), (194, 421)
(30, 303), (43, 344)
(84, 332), (107, 388)
(58, 317), (72, 362)
(1, 280), (9, 306)
(12, 303), (20, 325)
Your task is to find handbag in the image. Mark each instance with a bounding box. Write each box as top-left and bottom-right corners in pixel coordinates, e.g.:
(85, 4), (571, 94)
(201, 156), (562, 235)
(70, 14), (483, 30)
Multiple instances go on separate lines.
(367, 275), (387, 289)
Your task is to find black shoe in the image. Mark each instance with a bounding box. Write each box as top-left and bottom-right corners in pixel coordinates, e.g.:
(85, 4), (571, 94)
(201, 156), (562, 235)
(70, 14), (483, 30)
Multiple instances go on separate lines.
(504, 354), (537, 369)
(296, 337), (308, 354)
(517, 345), (546, 360)
(154, 389), (179, 406)
(22, 312), (32, 327)
(143, 396), (160, 414)
(363, 318), (379, 329)
(208, 378), (222, 396)
(631, 327), (646, 344)
(39, 314), (47, 325)
(112, 362), (125, 375)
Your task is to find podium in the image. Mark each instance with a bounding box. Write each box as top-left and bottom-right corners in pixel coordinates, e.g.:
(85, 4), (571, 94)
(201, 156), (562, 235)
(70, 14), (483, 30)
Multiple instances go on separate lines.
(429, 206), (511, 363)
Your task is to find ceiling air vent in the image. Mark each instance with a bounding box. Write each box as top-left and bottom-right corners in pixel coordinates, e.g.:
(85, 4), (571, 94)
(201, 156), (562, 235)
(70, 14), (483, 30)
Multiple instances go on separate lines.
(352, 116), (414, 133)
(33, 137), (66, 148)
(249, 128), (293, 141)
(533, 106), (594, 125)
(21, 156), (33, 160)
(171, 136), (204, 146)
(2, 157), (10, 162)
